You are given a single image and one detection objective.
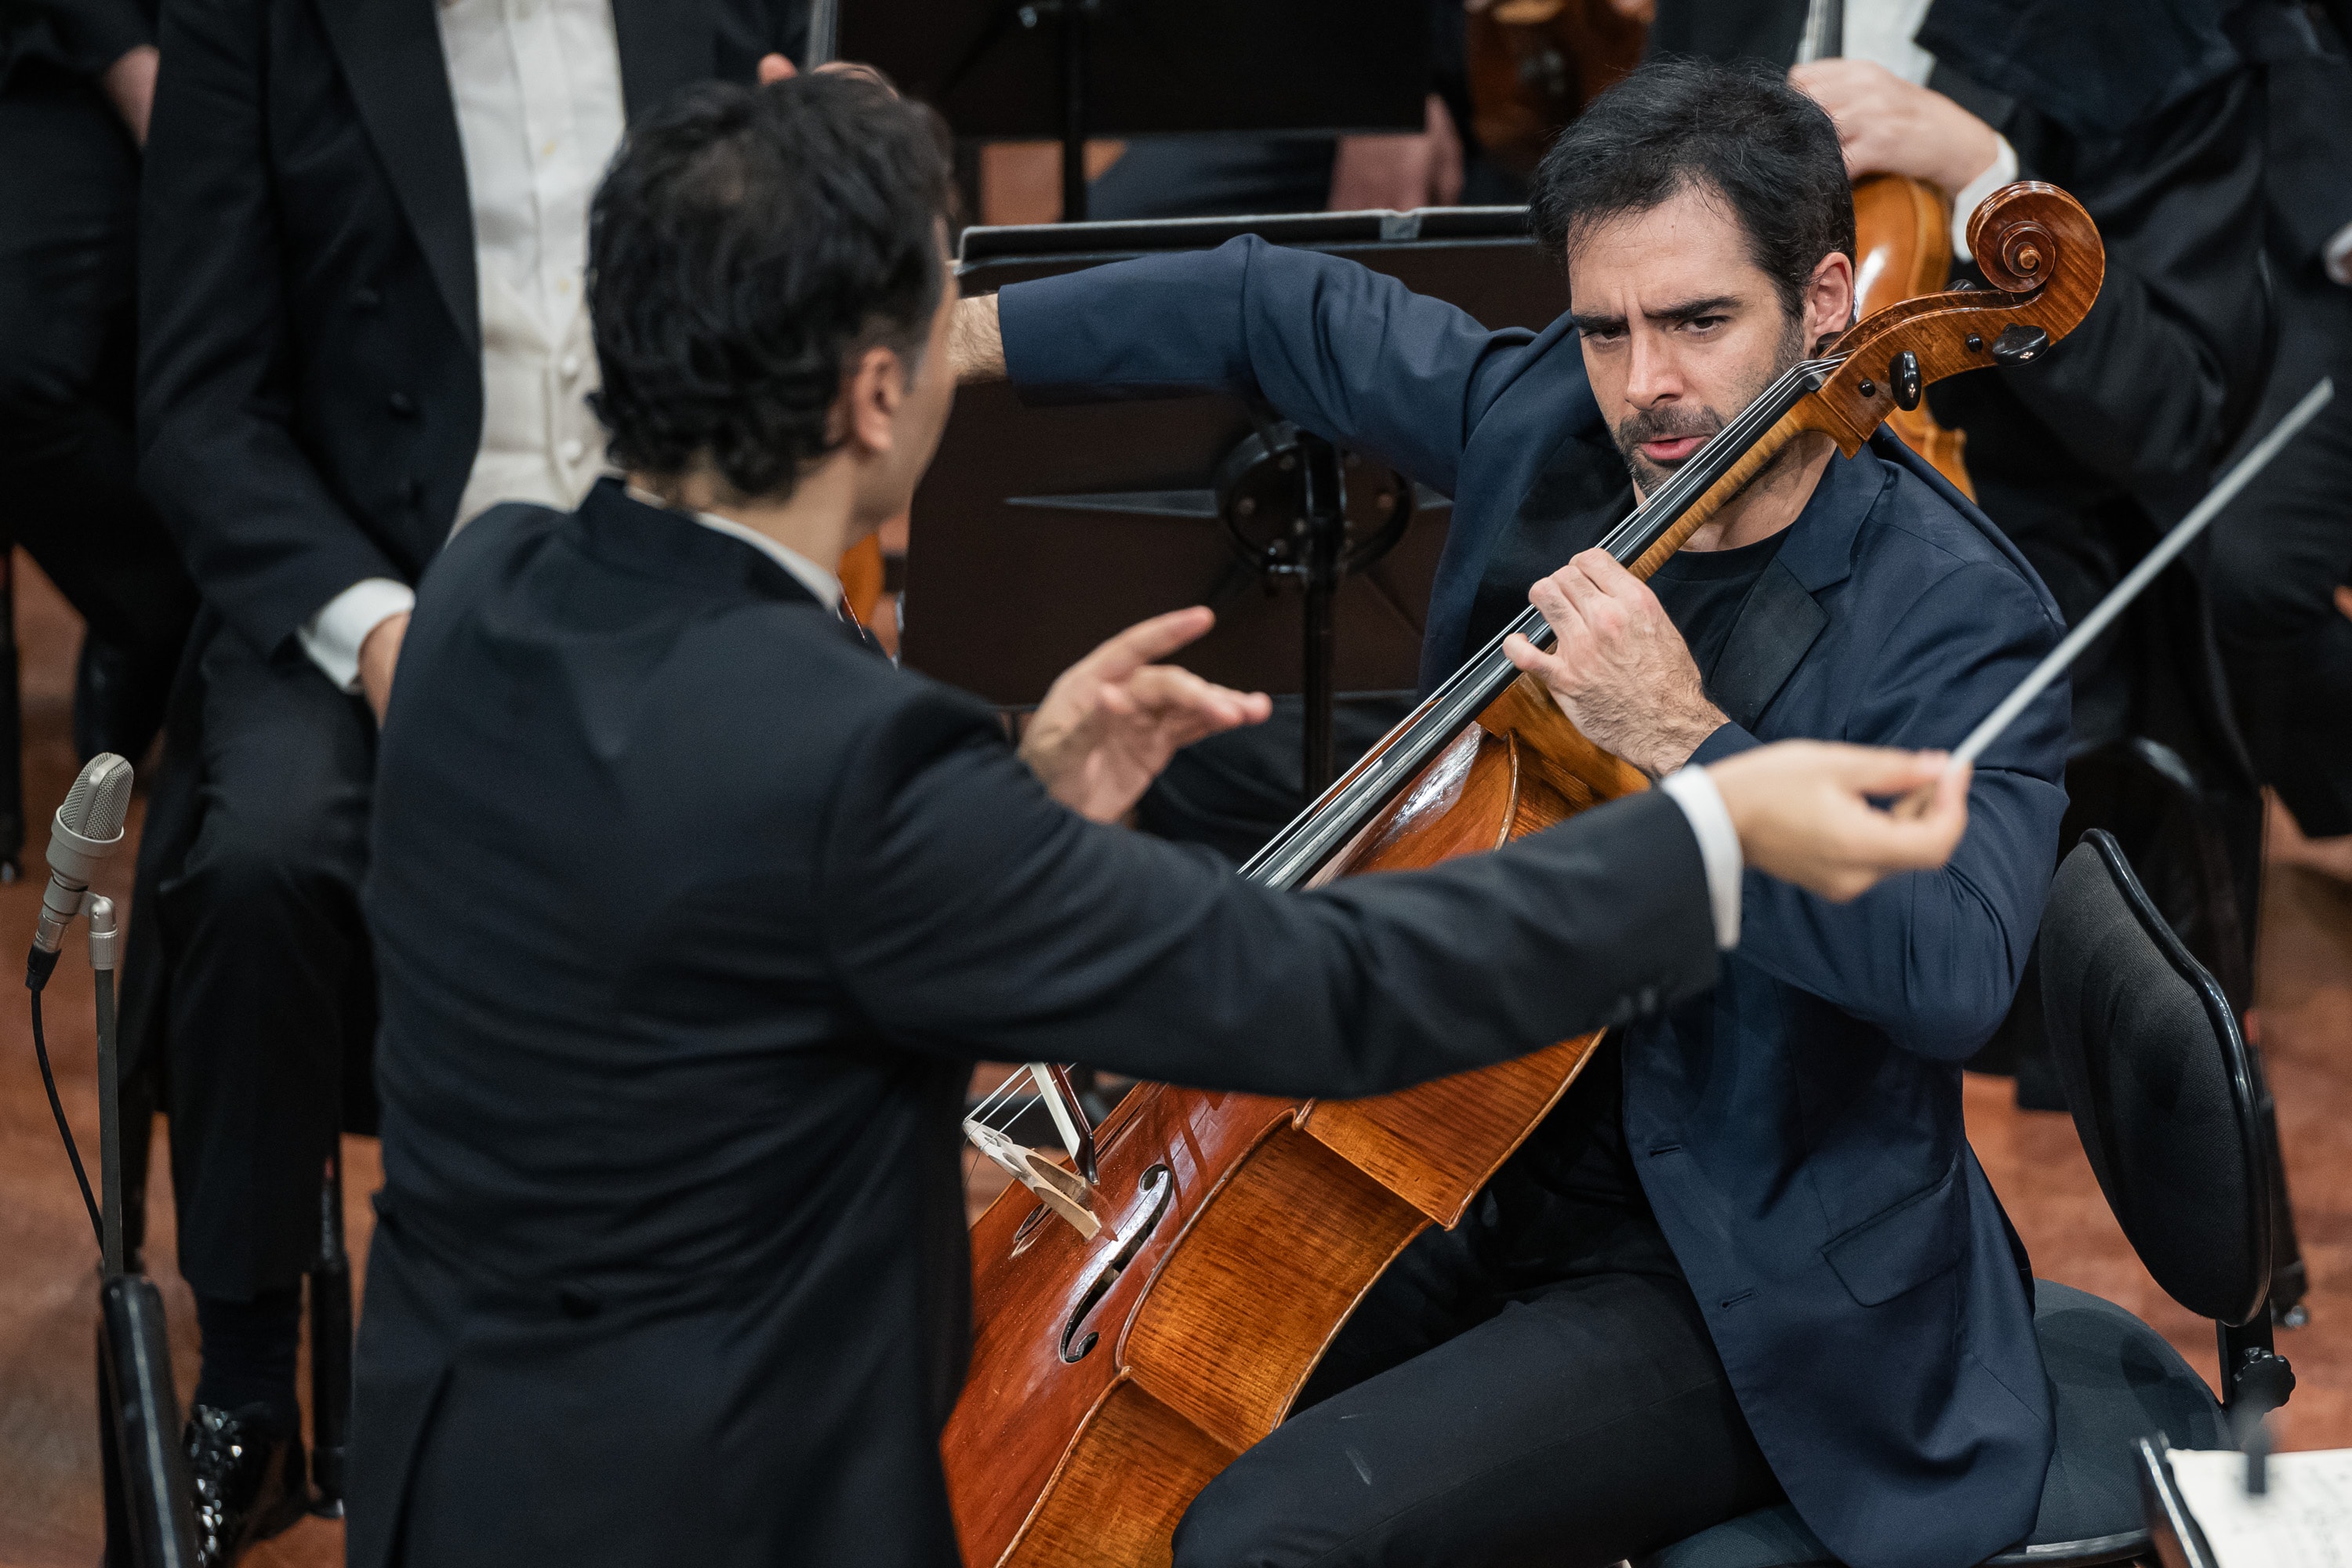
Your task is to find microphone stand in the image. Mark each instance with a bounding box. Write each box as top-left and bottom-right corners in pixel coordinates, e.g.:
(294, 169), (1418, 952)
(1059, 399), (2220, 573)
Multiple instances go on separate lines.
(92, 897), (124, 1276)
(78, 895), (197, 1567)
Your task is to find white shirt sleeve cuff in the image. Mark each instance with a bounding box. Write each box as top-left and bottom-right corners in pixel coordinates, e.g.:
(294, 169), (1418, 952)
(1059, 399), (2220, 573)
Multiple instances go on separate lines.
(1950, 135), (2020, 265)
(298, 578), (416, 693)
(1659, 766), (1743, 951)
(2325, 220), (2352, 289)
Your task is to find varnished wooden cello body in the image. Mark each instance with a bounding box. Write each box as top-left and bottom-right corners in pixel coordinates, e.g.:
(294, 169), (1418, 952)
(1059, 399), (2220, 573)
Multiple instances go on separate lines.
(1805, 0), (1980, 495)
(1852, 176), (1976, 495)
(943, 184), (2103, 1568)
(1464, 0), (1650, 177)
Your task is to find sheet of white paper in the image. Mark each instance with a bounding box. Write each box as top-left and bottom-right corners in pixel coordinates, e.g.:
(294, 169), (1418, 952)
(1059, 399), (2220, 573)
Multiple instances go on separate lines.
(2168, 1446), (2352, 1567)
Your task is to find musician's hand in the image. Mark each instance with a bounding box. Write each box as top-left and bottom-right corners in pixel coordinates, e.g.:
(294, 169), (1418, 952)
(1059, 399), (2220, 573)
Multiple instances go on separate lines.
(358, 610), (409, 727)
(1329, 94), (1464, 212)
(757, 53), (891, 89)
(1707, 742), (1970, 902)
(1504, 548), (1726, 779)
(1021, 607), (1272, 824)
(101, 45), (159, 147)
(1789, 59), (2000, 198)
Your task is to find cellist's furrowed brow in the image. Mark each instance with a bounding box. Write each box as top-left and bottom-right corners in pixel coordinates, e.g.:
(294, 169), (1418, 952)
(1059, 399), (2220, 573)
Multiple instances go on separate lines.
(1570, 294), (1744, 336)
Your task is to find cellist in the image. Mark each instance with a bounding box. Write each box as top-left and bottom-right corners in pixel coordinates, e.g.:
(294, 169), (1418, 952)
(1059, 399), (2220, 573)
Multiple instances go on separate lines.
(953, 59), (2068, 1568)
(1653, 0), (2281, 1102)
(343, 72), (1973, 1568)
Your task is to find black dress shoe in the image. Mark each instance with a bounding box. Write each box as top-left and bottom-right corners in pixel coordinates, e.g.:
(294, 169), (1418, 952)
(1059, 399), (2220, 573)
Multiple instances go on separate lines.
(183, 1403), (310, 1566)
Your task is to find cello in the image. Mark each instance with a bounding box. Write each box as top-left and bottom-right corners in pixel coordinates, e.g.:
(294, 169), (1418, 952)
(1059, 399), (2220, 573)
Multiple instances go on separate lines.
(1802, 0), (1979, 495)
(944, 183), (2102, 1568)
(1463, 0), (1650, 179)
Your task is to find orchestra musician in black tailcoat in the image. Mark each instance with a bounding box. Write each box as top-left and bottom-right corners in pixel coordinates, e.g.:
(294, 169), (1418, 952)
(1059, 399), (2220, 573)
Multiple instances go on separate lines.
(0, 0), (194, 763)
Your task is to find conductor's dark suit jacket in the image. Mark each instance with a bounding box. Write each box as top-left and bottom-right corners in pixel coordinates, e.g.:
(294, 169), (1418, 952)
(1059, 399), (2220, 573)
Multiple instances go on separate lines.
(347, 481), (1723, 1568)
(1000, 238), (2072, 1568)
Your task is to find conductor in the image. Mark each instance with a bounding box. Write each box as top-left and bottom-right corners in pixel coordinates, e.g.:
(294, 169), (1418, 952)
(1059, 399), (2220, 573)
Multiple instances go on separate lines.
(346, 74), (1973, 1567)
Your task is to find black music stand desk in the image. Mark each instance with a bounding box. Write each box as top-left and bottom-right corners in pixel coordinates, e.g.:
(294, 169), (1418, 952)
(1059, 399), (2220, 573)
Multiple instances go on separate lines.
(899, 205), (1565, 793)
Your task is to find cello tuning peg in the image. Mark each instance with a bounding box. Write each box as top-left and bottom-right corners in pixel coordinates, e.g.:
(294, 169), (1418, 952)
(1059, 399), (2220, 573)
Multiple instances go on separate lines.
(1889, 350), (1922, 412)
(1990, 324), (2050, 366)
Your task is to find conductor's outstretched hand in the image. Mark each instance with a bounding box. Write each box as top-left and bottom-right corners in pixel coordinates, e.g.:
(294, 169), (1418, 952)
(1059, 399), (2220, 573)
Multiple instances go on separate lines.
(1705, 742), (1971, 903)
(1021, 608), (1272, 824)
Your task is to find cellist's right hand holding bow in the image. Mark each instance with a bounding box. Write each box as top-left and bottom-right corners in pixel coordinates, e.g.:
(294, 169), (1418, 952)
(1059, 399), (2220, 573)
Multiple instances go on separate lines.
(1703, 742), (1969, 903)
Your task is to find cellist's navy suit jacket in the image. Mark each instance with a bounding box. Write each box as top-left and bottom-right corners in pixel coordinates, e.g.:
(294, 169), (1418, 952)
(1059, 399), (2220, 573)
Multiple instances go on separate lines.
(1000, 237), (2074, 1568)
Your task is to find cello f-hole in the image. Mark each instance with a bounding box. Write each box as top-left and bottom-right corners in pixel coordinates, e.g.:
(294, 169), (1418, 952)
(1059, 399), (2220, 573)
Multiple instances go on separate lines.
(1058, 1164), (1174, 1363)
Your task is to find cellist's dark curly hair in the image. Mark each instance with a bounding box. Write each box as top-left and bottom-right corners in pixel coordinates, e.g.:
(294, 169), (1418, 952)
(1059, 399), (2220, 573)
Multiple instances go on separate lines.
(1529, 57), (1855, 318)
(586, 73), (953, 502)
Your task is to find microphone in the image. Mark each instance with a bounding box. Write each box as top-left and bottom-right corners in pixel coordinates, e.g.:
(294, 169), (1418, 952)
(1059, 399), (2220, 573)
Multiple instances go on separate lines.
(28, 753), (135, 991)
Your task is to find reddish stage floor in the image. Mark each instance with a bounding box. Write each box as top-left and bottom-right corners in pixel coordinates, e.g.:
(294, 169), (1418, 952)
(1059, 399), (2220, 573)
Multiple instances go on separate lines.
(1, 554), (2346, 1567)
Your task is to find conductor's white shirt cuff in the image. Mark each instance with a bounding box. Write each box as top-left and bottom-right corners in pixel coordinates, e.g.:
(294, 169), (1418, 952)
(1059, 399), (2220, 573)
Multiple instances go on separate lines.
(1660, 766), (1743, 951)
(299, 578), (416, 693)
(1950, 135), (2020, 264)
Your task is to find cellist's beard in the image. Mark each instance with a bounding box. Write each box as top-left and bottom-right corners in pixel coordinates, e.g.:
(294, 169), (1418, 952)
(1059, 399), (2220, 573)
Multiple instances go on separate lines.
(1613, 315), (1809, 495)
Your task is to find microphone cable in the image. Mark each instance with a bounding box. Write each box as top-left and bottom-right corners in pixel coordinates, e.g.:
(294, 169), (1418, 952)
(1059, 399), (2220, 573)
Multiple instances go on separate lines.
(29, 986), (101, 1252)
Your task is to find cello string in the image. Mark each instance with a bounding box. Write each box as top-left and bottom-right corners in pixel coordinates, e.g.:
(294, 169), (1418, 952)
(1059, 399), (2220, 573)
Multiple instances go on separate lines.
(1240, 355), (1841, 889)
(985, 359), (1852, 1164)
(967, 1069), (1037, 1135)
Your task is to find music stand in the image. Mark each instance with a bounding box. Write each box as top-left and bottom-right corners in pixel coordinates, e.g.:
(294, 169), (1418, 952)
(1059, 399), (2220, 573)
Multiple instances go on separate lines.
(839, 0), (1428, 220)
(900, 206), (1566, 797)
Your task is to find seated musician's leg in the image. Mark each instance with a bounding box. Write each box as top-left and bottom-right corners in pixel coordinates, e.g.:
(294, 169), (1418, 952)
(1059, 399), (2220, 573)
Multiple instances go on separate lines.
(0, 66), (199, 765)
(2209, 279), (2352, 847)
(160, 629), (376, 1541)
(1172, 1265), (1779, 1568)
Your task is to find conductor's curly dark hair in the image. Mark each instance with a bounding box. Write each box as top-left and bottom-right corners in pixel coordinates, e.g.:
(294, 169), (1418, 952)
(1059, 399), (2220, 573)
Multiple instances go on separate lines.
(587, 74), (953, 502)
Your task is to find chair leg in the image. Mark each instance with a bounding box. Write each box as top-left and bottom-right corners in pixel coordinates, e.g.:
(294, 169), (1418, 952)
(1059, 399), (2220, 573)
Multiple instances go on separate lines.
(308, 1149), (353, 1516)
(2257, 1082), (2308, 1323)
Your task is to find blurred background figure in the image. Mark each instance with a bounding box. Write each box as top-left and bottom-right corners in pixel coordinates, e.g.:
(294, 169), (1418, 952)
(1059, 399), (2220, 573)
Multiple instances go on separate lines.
(0, 0), (196, 771)
(2208, 1), (2352, 887)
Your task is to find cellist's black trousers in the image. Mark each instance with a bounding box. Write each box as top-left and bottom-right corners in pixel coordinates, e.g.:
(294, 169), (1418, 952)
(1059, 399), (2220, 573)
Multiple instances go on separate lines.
(1172, 1054), (1784, 1568)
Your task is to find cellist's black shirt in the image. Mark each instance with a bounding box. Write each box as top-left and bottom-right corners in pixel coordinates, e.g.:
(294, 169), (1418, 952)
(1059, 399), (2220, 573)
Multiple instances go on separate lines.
(1463, 447), (1791, 691)
(1465, 456), (1791, 1284)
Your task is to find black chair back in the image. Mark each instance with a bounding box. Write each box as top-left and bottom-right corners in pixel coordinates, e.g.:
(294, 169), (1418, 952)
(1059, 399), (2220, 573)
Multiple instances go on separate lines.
(2037, 830), (2274, 1330)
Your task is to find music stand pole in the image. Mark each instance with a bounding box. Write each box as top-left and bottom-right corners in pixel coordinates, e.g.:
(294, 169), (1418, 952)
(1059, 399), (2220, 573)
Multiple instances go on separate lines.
(1059, 0), (1091, 222)
(1298, 434), (1346, 797)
